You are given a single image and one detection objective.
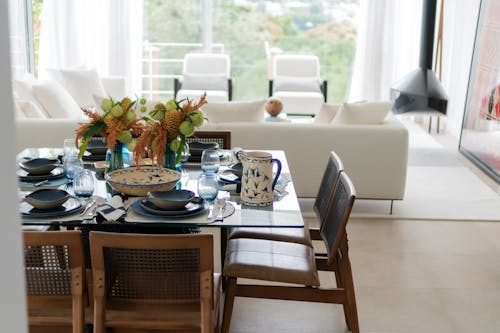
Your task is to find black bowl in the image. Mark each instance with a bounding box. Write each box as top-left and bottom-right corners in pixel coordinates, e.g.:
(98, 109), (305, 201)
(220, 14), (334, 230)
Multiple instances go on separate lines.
(146, 189), (195, 210)
(19, 158), (60, 175)
(229, 162), (243, 178)
(188, 141), (219, 156)
(24, 189), (71, 210)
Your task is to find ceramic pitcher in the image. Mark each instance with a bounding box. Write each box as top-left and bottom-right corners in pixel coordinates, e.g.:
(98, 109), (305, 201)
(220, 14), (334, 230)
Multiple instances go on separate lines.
(239, 151), (282, 206)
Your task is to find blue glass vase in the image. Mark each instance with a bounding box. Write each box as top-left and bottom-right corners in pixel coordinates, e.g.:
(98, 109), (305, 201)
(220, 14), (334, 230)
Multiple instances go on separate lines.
(163, 144), (182, 189)
(105, 142), (130, 174)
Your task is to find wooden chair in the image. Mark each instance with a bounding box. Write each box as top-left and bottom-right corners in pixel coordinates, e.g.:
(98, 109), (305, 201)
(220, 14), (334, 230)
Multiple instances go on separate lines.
(227, 151), (344, 246)
(221, 172), (359, 333)
(188, 130), (232, 150)
(23, 230), (86, 333)
(89, 231), (221, 333)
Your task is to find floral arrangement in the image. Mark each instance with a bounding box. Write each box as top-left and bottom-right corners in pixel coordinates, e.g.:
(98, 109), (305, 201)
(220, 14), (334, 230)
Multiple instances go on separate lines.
(133, 94), (207, 168)
(75, 97), (145, 158)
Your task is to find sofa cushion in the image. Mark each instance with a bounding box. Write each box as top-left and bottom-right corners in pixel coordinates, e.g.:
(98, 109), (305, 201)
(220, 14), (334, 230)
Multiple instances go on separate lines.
(12, 74), (50, 117)
(181, 73), (228, 91)
(201, 99), (266, 123)
(273, 75), (322, 93)
(58, 68), (107, 108)
(313, 103), (340, 124)
(332, 101), (393, 125)
(16, 99), (47, 118)
(32, 81), (82, 119)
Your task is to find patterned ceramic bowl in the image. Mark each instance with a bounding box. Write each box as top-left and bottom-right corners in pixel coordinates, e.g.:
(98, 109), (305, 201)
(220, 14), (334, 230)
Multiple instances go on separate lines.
(106, 167), (181, 197)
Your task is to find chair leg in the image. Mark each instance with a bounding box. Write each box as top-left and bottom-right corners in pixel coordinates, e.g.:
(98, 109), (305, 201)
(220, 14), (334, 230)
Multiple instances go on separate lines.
(337, 244), (359, 333)
(221, 277), (237, 333)
(334, 264), (352, 330)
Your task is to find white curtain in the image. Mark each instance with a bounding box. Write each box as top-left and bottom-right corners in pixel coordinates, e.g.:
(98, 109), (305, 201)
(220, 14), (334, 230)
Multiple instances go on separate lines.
(348, 0), (423, 101)
(440, 0), (480, 138)
(7, 0), (29, 79)
(38, 0), (143, 94)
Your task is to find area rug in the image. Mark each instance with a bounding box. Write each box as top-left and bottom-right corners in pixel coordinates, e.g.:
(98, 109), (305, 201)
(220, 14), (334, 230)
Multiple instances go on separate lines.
(301, 118), (500, 221)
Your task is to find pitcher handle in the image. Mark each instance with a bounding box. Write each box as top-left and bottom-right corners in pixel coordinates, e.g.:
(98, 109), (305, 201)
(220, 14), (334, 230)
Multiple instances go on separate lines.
(271, 158), (282, 190)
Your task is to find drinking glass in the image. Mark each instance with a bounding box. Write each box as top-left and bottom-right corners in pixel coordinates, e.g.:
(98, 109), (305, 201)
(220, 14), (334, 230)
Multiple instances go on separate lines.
(197, 173), (219, 211)
(63, 153), (82, 180)
(63, 138), (78, 161)
(73, 168), (95, 197)
(201, 149), (220, 174)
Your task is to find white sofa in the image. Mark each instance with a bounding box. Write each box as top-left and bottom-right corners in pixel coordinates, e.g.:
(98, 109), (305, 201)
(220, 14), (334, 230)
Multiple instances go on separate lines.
(15, 116), (409, 200)
(200, 119), (408, 200)
(12, 69), (126, 120)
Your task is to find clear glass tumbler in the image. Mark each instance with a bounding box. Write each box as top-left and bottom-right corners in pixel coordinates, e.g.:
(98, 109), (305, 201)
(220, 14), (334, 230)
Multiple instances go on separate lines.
(201, 149), (220, 174)
(73, 168), (95, 197)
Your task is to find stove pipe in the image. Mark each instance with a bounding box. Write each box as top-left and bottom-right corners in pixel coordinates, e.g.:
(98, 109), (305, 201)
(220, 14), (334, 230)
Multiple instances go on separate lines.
(390, 0), (448, 115)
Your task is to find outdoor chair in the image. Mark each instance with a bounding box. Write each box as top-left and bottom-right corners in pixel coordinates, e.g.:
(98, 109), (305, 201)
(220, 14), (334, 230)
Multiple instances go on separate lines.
(221, 172), (359, 333)
(269, 54), (327, 116)
(89, 231), (221, 333)
(175, 53), (232, 103)
(23, 230), (87, 333)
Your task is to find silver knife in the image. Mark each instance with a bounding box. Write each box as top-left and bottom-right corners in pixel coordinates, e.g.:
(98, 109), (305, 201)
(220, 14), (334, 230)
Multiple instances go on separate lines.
(33, 180), (49, 187)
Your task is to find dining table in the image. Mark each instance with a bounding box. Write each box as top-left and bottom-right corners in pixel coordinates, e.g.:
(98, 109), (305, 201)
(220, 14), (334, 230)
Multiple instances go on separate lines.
(17, 147), (305, 269)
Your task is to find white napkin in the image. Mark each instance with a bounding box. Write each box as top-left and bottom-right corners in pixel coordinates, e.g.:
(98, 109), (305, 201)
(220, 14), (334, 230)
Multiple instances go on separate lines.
(96, 195), (127, 221)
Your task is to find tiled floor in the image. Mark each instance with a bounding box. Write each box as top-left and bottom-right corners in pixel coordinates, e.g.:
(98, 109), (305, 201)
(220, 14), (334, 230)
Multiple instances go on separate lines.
(226, 122), (500, 332)
(227, 218), (500, 333)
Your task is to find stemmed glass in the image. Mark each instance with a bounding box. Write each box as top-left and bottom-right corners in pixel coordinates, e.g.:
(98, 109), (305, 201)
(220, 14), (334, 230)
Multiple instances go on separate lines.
(197, 173), (219, 219)
(201, 149), (220, 174)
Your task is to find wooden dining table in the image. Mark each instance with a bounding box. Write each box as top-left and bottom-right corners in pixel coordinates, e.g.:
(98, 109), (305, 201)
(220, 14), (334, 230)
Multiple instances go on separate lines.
(18, 148), (305, 269)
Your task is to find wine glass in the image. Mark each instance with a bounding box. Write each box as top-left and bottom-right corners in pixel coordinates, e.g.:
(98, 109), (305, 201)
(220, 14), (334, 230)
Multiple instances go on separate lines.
(201, 149), (220, 174)
(197, 173), (219, 218)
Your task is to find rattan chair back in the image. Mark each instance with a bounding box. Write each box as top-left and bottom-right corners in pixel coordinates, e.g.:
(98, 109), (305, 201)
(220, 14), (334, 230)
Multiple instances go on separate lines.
(313, 151), (344, 224)
(320, 171), (356, 263)
(188, 131), (232, 149)
(23, 230), (86, 333)
(90, 231), (214, 333)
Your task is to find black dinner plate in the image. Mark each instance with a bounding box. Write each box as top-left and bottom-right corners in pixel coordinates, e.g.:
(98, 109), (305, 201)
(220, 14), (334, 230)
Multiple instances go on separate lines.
(132, 198), (206, 218)
(17, 166), (66, 181)
(20, 196), (83, 218)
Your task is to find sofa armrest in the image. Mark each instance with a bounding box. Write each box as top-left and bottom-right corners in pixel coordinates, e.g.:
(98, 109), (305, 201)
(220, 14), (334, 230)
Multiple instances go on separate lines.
(16, 118), (82, 152)
(100, 76), (126, 99)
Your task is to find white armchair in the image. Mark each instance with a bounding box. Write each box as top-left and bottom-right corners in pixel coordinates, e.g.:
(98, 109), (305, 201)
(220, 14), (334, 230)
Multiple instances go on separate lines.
(270, 54), (327, 116)
(174, 53), (232, 103)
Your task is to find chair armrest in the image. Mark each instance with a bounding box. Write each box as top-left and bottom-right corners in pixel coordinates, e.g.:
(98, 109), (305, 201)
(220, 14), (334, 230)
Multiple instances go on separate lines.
(268, 80), (273, 97)
(173, 78), (182, 99)
(100, 76), (126, 99)
(320, 80), (327, 102)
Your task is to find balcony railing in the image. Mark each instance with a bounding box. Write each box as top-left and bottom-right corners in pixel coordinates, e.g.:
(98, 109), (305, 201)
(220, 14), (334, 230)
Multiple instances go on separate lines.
(142, 41), (225, 100)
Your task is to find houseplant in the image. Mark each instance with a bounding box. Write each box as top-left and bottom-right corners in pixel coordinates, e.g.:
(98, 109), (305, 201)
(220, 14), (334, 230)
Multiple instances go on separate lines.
(75, 97), (145, 173)
(134, 94), (207, 169)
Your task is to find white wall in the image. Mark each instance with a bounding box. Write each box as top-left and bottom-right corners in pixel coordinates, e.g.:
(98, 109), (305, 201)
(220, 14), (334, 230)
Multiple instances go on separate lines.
(0, 1), (28, 332)
(441, 0), (480, 138)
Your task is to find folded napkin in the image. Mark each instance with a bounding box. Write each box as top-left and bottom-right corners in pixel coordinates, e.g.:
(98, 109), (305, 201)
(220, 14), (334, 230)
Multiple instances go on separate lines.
(96, 195), (127, 221)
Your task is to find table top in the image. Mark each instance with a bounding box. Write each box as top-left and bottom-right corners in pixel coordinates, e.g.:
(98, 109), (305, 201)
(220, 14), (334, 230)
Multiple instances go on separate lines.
(18, 149), (304, 229)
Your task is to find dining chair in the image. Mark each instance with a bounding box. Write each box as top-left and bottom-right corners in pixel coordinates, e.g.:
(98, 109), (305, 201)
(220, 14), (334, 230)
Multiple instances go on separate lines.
(227, 151), (344, 246)
(89, 231), (221, 333)
(187, 130), (232, 150)
(269, 54), (327, 116)
(221, 171), (359, 333)
(23, 230), (87, 333)
(174, 53), (232, 103)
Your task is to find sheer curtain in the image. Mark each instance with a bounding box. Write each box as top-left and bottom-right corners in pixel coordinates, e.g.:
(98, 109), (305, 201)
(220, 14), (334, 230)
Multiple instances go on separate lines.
(38, 0), (143, 94)
(348, 0), (423, 101)
(441, 0), (480, 137)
